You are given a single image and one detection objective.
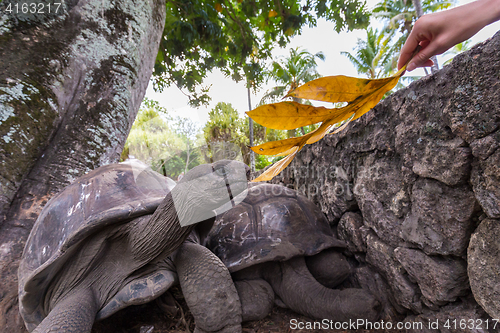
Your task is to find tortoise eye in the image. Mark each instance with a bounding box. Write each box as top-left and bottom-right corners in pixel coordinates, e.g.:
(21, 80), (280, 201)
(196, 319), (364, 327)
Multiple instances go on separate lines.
(214, 167), (228, 177)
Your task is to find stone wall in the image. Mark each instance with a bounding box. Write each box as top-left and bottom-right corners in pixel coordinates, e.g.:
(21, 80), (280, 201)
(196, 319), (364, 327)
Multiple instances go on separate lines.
(270, 31), (500, 332)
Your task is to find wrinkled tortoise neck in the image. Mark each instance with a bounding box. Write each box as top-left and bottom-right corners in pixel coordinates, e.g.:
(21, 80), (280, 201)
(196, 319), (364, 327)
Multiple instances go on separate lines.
(129, 191), (196, 264)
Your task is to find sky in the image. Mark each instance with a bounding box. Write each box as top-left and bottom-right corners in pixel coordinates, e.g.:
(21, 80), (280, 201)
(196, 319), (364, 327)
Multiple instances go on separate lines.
(145, 0), (500, 126)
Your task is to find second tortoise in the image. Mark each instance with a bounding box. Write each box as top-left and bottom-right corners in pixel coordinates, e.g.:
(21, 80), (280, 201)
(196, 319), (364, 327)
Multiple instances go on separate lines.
(206, 183), (381, 322)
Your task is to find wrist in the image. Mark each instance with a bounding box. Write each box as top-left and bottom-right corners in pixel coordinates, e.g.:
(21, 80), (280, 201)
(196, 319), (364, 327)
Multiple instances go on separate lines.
(477, 0), (500, 26)
(489, 0), (500, 23)
(447, 0), (500, 43)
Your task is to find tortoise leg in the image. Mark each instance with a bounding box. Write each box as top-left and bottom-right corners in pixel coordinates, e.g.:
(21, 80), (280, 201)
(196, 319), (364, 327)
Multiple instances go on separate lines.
(305, 249), (352, 288)
(234, 279), (274, 322)
(174, 242), (242, 333)
(264, 256), (381, 322)
(32, 289), (98, 333)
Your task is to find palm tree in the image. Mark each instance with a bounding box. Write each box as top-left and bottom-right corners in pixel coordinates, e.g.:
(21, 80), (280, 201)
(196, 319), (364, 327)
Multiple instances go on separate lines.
(342, 28), (421, 93)
(373, 0), (455, 72)
(260, 47), (325, 104)
(341, 28), (394, 79)
(260, 47), (325, 136)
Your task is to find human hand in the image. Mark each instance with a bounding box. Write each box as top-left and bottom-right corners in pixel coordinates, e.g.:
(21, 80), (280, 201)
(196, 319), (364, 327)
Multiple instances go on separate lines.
(398, 0), (500, 71)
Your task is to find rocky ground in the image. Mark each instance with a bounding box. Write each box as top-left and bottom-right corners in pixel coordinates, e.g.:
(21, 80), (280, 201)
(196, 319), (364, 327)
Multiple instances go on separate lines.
(92, 286), (388, 333)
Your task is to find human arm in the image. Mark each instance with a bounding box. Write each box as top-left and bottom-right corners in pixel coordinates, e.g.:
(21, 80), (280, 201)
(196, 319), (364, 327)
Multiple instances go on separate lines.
(398, 0), (500, 71)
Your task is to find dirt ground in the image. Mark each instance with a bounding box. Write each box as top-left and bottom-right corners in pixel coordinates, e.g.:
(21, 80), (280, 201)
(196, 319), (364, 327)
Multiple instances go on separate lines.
(92, 286), (398, 333)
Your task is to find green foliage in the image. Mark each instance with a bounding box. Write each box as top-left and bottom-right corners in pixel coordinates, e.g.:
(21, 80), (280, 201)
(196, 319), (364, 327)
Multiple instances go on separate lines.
(263, 127), (288, 142)
(203, 102), (251, 162)
(252, 126), (289, 169)
(202, 101), (285, 169)
(121, 105), (181, 166)
(204, 102), (247, 143)
(121, 98), (204, 179)
(373, 0), (455, 55)
(260, 47), (325, 104)
(153, 0), (370, 106)
(255, 153), (272, 170)
(341, 28), (394, 79)
(160, 148), (204, 179)
(342, 0), (453, 85)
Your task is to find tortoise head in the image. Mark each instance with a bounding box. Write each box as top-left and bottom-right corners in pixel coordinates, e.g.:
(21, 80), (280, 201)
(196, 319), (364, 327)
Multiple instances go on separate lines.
(172, 159), (250, 227)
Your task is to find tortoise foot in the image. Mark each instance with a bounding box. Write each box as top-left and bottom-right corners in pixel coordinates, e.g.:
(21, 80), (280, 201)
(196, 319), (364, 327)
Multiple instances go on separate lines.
(235, 279), (274, 322)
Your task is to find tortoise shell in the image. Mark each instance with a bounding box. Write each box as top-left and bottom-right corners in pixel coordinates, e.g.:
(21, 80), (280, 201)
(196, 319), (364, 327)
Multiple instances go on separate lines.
(206, 183), (346, 273)
(18, 160), (177, 330)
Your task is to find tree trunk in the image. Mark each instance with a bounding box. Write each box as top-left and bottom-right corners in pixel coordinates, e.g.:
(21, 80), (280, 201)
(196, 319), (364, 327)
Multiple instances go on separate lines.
(247, 86), (255, 172)
(0, 1), (165, 331)
(185, 141), (190, 174)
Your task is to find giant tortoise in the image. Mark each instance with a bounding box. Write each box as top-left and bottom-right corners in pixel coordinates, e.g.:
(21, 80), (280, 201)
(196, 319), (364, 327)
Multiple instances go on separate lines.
(206, 183), (381, 323)
(18, 159), (249, 333)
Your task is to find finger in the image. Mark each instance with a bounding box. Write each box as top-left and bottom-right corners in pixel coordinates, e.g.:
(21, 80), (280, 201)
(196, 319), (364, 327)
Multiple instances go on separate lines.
(398, 31), (424, 70)
(407, 59), (434, 72)
(405, 41), (431, 71)
(422, 59), (434, 67)
(398, 40), (418, 70)
(407, 41), (440, 71)
(418, 39), (430, 49)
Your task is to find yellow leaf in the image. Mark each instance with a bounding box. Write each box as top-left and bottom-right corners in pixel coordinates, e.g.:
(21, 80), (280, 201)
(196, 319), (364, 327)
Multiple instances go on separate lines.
(248, 50), (417, 181)
(268, 9), (278, 17)
(250, 135), (306, 156)
(331, 118), (352, 134)
(350, 80), (397, 121)
(252, 148), (299, 182)
(215, 3), (223, 12)
(306, 110), (354, 144)
(286, 57), (410, 104)
(286, 75), (397, 103)
(246, 102), (340, 130)
(249, 107), (354, 181)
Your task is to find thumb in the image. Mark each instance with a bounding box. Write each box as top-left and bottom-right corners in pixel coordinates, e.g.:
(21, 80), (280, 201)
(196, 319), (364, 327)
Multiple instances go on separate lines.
(406, 42), (438, 71)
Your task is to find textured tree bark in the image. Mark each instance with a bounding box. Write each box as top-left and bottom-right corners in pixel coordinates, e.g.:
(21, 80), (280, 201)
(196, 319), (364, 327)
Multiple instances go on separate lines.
(0, 1), (165, 331)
